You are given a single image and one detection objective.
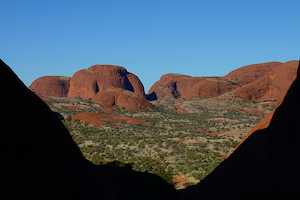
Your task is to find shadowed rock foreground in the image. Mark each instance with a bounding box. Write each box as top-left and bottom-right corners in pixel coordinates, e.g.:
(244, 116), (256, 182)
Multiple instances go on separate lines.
(2, 59), (300, 199)
(181, 59), (300, 199)
(0, 60), (179, 200)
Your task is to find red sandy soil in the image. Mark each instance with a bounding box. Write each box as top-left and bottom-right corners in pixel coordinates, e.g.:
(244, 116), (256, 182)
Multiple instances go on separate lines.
(171, 104), (189, 114)
(61, 105), (83, 111)
(213, 119), (223, 122)
(210, 131), (230, 135)
(218, 155), (229, 159)
(174, 173), (189, 186)
(227, 121), (237, 124)
(71, 112), (149, 127)
(178, 139), (188, 142)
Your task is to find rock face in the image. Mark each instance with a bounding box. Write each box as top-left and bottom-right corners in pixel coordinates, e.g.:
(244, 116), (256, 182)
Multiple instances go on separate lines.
(92, 87), (153, 112)
(147, 74), (205, 100)
(181, 61), (300, 199)
(233, 60), (299, 101)
(222, 61), (282, 86)
(148, 80), (181, 100)
(68, 65), (145, 99)
(148, 62), (282, 101)
(180, 78), (238, 99)
(0, 60), (179, 200)
(30, 76), (71, 97)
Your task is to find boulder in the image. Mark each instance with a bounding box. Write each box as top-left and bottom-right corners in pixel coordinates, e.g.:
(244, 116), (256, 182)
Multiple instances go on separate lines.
(30, 76), (71, 97)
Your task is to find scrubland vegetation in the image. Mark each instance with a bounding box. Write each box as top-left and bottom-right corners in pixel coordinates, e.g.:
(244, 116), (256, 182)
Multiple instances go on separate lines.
(49, 97), (275, 188)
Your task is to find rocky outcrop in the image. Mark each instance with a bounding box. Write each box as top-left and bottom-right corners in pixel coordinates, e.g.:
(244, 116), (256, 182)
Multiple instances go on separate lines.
(180, 78), (238, 99)
(30, 76), (71, 97)
(222, 61), (282, 86)
(0, 60), (179, 200)
(233, 60), (299, 101)
(92, 87), (153, 112)
(147, 74), (205, 100)
(68, 65), (145, 99)
(148, 80), (181, 100)
(148, 62), (282, 101)
(71, 112), (149, 127)
(181, 60), (300, 199)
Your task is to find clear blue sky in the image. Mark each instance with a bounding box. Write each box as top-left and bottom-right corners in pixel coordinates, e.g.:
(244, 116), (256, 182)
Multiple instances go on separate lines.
(1, 0), (299, 93)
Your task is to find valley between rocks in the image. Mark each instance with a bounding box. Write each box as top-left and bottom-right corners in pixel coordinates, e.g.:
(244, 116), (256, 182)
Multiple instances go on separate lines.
(45, 94), (275, 189)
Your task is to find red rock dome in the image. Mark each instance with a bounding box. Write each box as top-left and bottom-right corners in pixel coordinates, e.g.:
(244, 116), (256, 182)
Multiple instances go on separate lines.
(233, 60), (299, 101)
(30, 76), (71, 97)
(222, 61), (282, 86)
(67, 65), (145, 99)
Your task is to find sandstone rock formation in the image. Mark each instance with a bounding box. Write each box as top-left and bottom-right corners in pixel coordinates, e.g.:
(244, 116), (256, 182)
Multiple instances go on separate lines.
(148, 80), (181, 100)
(0, 60), (179, 200)
(148, 74), (195, 94)
(71, 112), (149, 127)
(222, 61), (282, 86)
(232, 60), (299, 101)
(92, 87), (153, 112)
(180, 78), (238, 99)
(148, 62), (282, 101)
(147, 74), (205, 100)
(181, 60), (300, 199)
(68, 65), (145, 99)
(30, 76), (71, 97)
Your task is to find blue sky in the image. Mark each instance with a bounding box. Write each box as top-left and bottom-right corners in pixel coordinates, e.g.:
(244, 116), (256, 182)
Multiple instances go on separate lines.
(1, 0), (299, 93)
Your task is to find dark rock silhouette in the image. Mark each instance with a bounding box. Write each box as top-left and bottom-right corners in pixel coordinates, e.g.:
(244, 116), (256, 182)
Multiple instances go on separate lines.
(181, 60), (300, 199)
(30, 75), (71, 97)
(0, 60), (179, 200)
